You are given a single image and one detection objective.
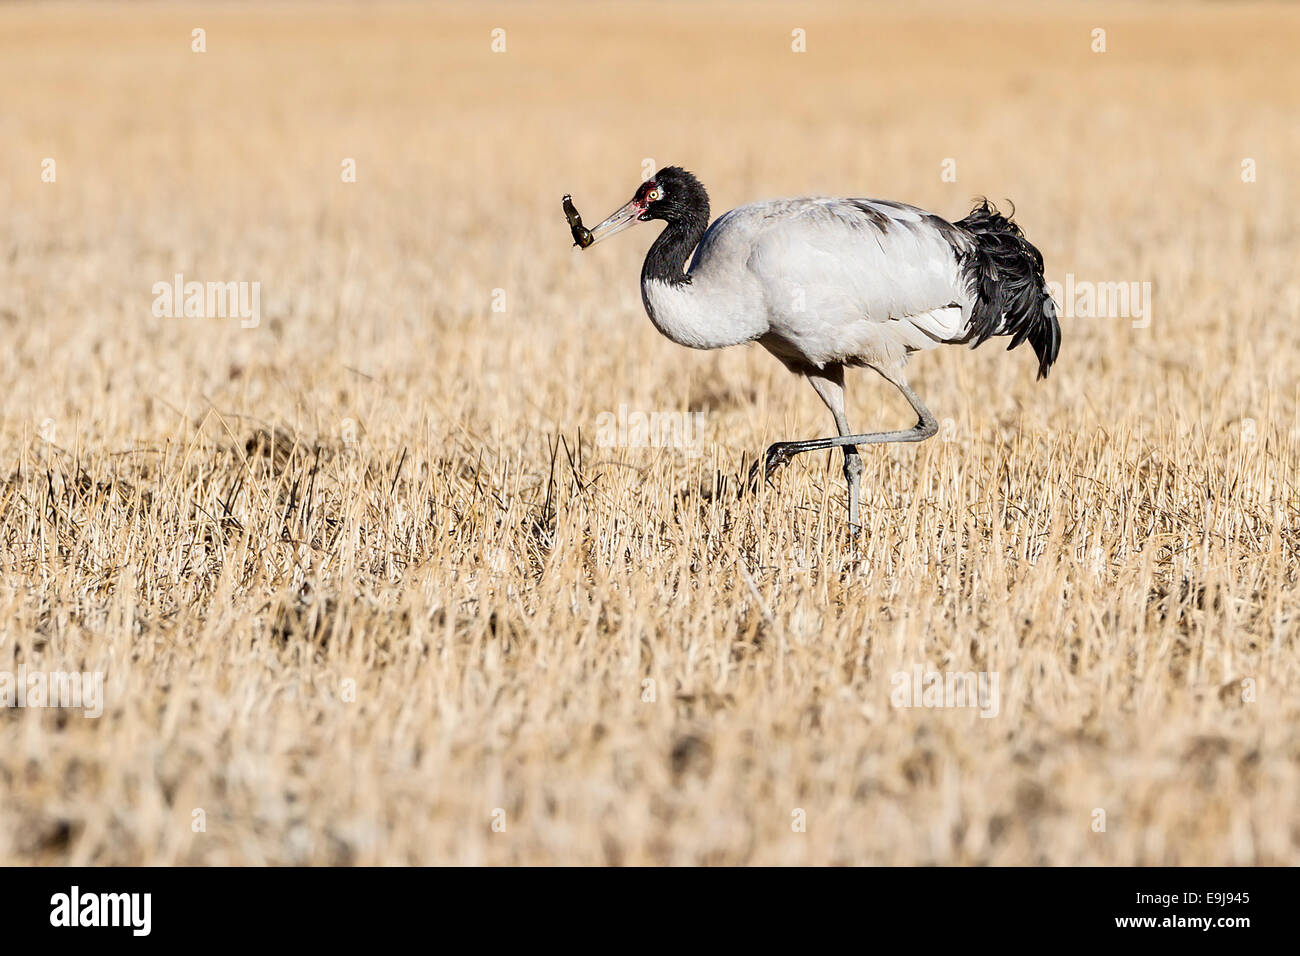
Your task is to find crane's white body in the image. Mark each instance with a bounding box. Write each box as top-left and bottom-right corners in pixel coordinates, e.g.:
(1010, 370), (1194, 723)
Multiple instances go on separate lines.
(642, 197), (976, 372)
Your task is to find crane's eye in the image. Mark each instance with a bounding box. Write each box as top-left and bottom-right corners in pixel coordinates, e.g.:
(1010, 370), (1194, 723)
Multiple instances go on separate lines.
(647, 188), (661, 202)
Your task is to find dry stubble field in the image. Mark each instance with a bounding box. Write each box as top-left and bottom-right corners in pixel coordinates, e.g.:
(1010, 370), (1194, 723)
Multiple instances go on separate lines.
(1, 1), (1298, 865)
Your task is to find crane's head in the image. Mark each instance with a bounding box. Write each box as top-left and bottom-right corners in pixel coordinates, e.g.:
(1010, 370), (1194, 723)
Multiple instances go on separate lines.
(582, 166), (710, 246)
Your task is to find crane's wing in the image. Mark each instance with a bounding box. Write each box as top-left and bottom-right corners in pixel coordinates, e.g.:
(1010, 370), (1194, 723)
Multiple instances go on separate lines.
(690, 198), (977, 368)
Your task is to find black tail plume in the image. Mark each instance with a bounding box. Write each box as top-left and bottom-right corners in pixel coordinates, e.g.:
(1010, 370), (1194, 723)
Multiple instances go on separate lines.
(957, 198), (1060, 379)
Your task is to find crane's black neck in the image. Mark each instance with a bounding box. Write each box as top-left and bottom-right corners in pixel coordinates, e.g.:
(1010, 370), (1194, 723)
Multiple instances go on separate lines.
(641, 201), (710, 287)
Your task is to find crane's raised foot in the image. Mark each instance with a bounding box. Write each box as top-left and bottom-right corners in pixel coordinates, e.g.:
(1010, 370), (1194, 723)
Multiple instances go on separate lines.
(746, 441), (797, 492)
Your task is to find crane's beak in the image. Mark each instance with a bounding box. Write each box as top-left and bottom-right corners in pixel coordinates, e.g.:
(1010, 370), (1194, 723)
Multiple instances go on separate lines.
(586, 198), (645, 245)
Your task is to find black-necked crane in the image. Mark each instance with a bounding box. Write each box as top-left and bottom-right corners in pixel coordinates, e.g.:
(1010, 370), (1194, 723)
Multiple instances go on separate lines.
(566, 166), (1060, 530)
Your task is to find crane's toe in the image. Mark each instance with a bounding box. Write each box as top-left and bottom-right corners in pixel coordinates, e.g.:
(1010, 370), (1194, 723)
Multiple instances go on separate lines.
(744, 442), (796, 492)
(763, 442), (796, 478)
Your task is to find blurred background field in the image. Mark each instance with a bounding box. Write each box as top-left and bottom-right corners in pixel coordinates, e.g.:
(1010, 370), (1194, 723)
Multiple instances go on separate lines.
(0, 0), (1298, 864)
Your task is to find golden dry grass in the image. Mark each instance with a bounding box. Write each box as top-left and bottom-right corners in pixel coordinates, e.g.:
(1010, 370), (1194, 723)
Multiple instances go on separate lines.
(1, 0), (1298, 865)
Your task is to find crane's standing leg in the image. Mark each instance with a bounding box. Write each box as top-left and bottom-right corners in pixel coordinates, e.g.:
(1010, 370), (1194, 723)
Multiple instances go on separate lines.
(804, 364), (863, 532)
(752, 364), (938, 525)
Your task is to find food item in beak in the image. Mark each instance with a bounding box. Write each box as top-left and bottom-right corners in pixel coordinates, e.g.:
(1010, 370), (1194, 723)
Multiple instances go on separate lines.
(563, 195), (594, 249)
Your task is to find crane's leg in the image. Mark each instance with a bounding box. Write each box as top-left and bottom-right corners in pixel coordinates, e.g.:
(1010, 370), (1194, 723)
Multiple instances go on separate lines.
(802, 365), (864, 531)
(752, 364), (938, 514)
